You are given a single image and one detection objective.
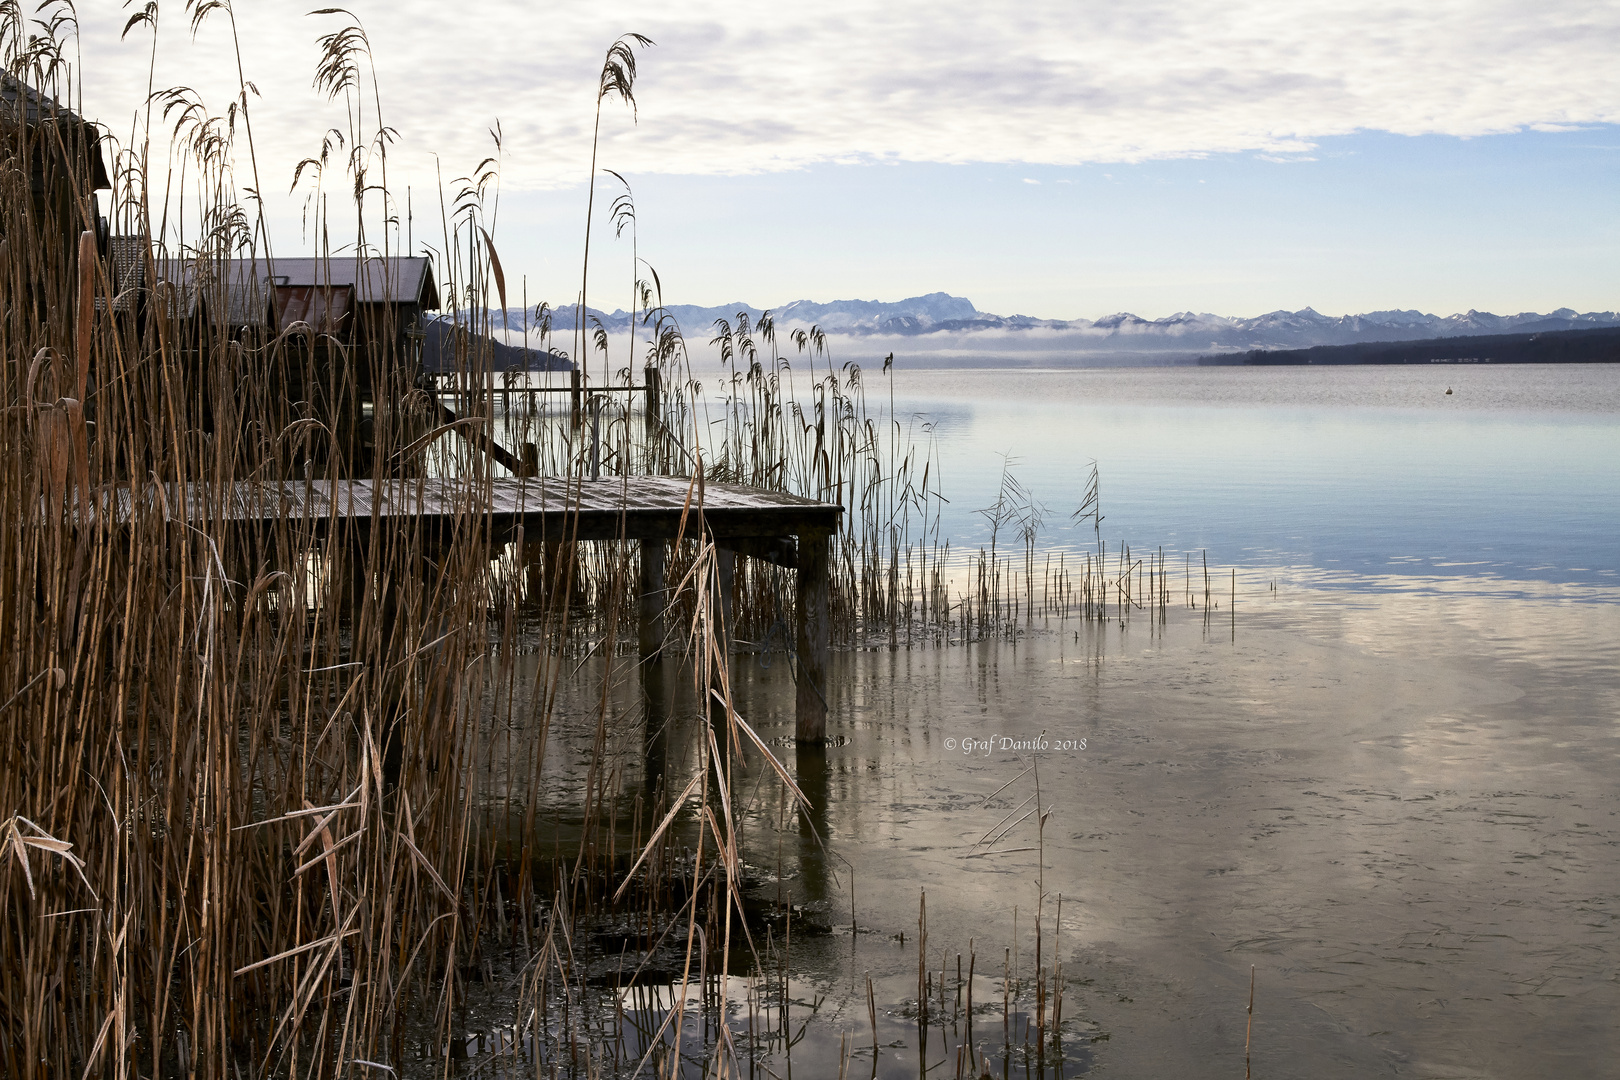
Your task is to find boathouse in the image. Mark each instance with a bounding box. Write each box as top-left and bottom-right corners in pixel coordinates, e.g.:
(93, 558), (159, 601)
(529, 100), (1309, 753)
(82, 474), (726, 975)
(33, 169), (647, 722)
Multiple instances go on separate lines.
(1, 72), (109, 292)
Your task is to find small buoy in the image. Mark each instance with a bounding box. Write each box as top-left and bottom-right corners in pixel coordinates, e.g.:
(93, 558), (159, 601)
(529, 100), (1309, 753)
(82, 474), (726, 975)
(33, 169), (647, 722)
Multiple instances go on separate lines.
(1445, 388), (1453, 395)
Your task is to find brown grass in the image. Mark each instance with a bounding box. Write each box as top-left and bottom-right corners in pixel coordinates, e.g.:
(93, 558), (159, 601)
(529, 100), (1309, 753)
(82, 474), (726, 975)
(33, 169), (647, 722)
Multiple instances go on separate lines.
(1, 10), (1218, 1077)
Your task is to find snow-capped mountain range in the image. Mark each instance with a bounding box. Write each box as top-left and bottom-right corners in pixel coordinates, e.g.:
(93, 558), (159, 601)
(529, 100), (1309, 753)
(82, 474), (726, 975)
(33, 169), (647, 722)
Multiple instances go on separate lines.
(494, 292), (1620, 359)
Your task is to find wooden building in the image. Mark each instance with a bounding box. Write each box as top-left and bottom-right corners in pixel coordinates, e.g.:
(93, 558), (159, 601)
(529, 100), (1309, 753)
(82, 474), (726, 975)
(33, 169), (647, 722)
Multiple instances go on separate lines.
(131, 253), (443, 475)
(1, 73), (109, 307)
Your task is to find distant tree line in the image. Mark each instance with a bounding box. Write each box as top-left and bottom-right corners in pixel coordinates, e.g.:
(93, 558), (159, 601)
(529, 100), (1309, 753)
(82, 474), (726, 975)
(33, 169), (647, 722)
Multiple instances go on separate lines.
(1201, 326), (1620, 366)
(421, 318), (574, 374)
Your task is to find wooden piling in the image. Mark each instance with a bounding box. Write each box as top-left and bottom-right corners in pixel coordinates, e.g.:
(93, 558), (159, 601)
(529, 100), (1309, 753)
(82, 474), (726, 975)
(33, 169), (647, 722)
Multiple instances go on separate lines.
(117, 475), (844, 736)
(643, 364), (660, 441)
(638, 539), (665, 661)
(715, 546), (736, 639)
(711, 547), (736, 745)
(795, 529), (830, 743)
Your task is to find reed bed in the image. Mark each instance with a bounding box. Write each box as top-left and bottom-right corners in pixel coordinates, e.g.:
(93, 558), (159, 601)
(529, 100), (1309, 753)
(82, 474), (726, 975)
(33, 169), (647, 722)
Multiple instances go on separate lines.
(472, 345), (1227, 660)
(463, 303), (954, 657)
(0, 13), (678, 1077)
(0, 14), (895, 1076)
(1, 11), (1231, 1077)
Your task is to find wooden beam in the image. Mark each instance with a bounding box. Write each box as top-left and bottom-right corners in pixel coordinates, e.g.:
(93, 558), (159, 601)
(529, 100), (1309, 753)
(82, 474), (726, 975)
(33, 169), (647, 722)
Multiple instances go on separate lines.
(433, 399), (525, 476)
(638, 538), (665, 661)
(719, 536), (797, 569)
(643, 364), (660, 442)
(795, 528), (830, 743)
(715, 547), (735, 644)
(103, 478), (843, 549)
(711, 547), (736, 749)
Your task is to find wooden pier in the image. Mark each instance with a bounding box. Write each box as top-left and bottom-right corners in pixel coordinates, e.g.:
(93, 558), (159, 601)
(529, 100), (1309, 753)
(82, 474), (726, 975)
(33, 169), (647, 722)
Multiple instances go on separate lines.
(108, 475), (842, 741)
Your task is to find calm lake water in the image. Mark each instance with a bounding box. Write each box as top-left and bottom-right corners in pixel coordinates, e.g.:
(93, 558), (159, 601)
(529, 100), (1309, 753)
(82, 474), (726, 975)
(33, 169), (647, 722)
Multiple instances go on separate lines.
(788, 364), (1619, 1077)
(462, 364), (1620, 1078)
(893, 363), (1620, 592)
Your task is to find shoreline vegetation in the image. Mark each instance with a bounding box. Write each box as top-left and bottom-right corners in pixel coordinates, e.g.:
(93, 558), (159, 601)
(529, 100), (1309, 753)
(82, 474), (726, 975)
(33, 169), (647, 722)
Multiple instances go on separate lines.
(1, 9), (1230, 1078)
(1199, 325), (1620, 366)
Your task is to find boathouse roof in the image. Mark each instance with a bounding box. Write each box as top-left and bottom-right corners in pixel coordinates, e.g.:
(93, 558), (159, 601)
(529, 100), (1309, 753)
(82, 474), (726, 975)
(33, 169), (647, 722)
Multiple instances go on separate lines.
(260, 256), (440, 310)
(142, 254), (440, 325)
(1, 72), (111, 190)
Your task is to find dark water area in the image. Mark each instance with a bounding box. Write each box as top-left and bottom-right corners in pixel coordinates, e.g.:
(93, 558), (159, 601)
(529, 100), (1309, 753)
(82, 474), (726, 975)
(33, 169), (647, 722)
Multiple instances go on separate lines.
(447, 364), (1619, 1077)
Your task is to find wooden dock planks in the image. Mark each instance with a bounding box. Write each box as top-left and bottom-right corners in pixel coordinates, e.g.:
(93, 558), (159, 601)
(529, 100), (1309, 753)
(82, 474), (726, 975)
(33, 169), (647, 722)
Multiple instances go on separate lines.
(104, 475), (841, 543)
(103, 474), (840, 742)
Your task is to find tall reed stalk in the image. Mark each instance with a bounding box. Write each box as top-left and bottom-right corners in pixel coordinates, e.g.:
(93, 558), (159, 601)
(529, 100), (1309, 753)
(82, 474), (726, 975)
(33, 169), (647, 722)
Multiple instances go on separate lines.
(2, 12), (1231, 1077)
(0, 12), (775, 1077)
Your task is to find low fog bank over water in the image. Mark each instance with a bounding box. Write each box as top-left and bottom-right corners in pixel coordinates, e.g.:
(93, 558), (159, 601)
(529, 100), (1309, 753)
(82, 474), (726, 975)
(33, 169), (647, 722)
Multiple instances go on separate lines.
(832, 337), (1207, 368)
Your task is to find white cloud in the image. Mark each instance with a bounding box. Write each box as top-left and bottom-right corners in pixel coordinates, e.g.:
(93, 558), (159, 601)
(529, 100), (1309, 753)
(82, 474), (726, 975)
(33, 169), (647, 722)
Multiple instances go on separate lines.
(71, 0), (1620, 199)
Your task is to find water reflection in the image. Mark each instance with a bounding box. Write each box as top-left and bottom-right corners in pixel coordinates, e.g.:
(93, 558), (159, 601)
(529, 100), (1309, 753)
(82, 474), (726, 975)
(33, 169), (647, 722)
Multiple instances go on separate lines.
(794, 587), (1619, 1077)
(641, 657), (670, 797)
(433, 970), (1092, 1079)
(452, 363), (1620, 1077)
(458, 565), (1620, 1078)
(794, 744), (831, 905)
(886, 364), (1620, 588)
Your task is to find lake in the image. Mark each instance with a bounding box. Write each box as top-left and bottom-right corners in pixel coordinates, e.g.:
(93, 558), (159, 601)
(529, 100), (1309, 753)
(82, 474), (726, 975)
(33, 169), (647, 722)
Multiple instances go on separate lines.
(894, 363), (1620, 591)
(457, 363), (1620, 1078)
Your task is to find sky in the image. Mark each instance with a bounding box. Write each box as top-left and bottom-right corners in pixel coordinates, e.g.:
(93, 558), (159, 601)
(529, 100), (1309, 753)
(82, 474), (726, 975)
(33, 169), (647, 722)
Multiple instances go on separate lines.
(63, 0), (1620, 320)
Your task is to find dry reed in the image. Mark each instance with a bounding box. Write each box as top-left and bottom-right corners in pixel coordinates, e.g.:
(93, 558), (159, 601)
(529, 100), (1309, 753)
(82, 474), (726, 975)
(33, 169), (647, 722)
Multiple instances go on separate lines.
(1, 10), (1231, 1077)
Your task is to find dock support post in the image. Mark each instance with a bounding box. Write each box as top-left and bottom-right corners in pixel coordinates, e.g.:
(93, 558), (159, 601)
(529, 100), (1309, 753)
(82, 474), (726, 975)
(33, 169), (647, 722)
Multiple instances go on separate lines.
(643, 364), (662, 473)
(710, 547), (735, 673)
(639, 539), (665, 661)
(570, 369), (582, 428)
(518, 525), (546, 606)
(715, 547), (735, 639)
(710, 547), (737, 762)
(643, 365), (660, 437)
(795, 529), (830, 743)
(641, 537), (669, 790)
